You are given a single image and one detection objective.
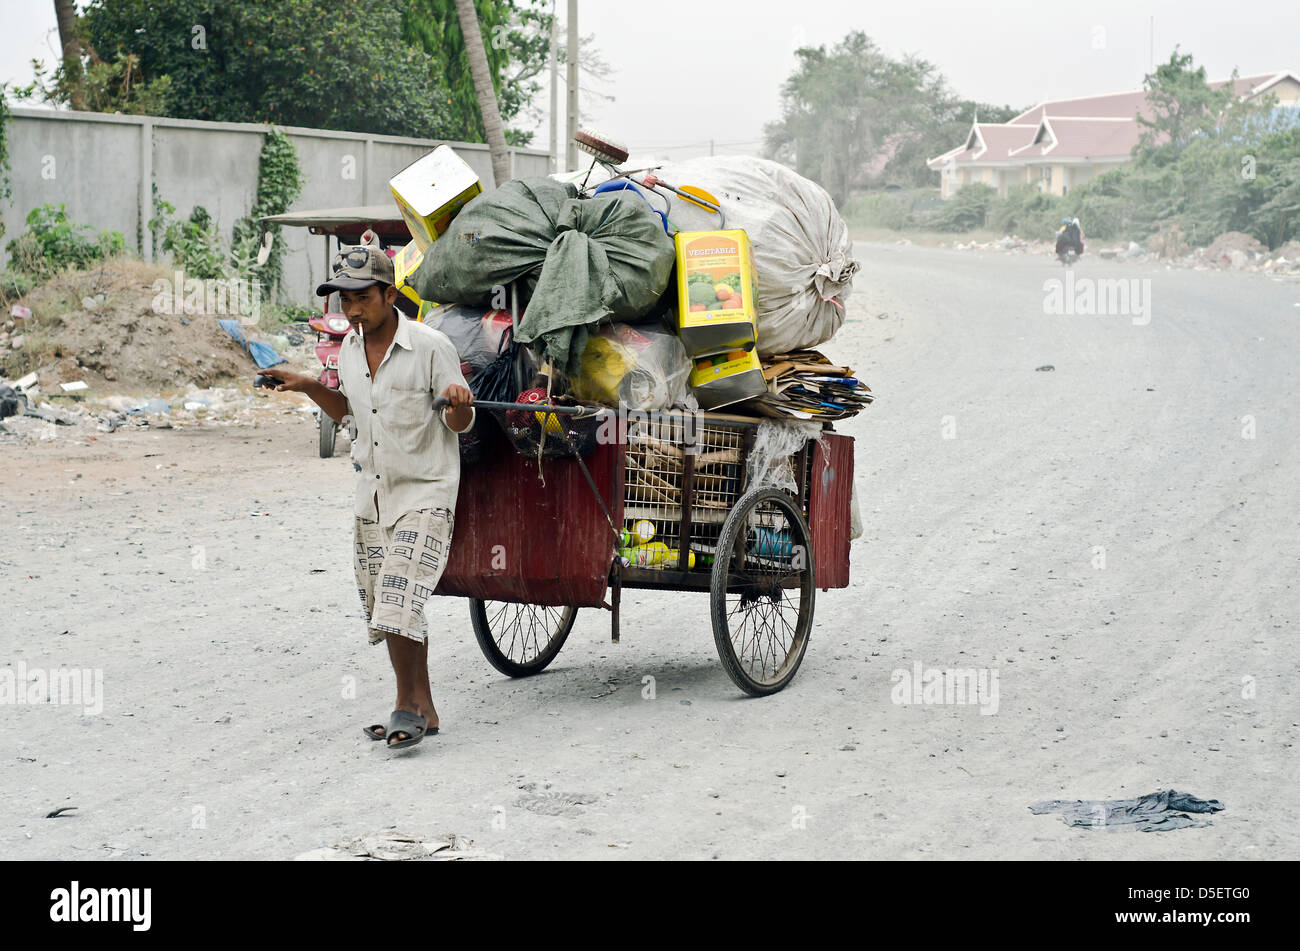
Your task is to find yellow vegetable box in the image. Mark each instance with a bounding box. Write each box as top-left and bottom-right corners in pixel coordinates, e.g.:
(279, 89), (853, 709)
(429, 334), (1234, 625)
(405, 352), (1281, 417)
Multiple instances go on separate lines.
(388, 145), (483, 252)
(674, 229), (759, 355)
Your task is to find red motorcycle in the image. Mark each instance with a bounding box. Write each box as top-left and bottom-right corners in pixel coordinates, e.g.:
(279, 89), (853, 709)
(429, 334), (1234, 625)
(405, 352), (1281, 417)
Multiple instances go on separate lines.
(308, 306), (354, 457)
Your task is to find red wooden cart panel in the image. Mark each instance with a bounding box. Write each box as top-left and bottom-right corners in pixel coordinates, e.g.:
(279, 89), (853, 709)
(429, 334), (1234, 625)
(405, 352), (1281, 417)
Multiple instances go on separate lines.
(808, 432), (853, 590)
(434, 435), (624, 607)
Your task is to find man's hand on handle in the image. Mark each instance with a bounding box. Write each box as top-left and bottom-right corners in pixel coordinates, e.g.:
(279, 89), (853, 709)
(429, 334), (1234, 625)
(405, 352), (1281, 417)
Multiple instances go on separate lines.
(257, 366), (349, 424)
(257, 366), (313, 392)
(441, 383), (474, 433)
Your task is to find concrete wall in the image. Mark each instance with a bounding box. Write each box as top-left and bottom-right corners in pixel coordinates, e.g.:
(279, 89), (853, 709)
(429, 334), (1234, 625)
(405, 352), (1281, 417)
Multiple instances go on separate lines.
(1, 107), (552, 306)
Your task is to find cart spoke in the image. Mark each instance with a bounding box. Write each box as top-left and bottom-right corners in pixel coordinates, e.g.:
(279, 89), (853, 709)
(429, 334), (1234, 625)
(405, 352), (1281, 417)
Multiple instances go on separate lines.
(712, 487), (814, 690)
(480, 602), (572, 665)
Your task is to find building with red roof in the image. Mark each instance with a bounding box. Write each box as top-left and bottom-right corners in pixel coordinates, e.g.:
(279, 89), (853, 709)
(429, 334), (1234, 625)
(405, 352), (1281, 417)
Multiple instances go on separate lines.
(928, 71), (1300, 199)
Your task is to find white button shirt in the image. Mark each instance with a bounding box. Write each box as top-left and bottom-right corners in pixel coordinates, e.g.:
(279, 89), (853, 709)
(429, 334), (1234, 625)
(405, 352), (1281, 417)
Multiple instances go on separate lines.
(337, 313), (474, 530)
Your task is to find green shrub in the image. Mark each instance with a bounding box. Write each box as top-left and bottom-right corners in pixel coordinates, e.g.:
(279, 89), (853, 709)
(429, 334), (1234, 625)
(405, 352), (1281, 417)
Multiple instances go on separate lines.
(0, 269), (37, 304)
(843, 191), (911, 230)
(4, 204), (126, 278)
(150, 199), (227, 280)
(929, 183), (996, 232)
(986, 184), (1062, 237)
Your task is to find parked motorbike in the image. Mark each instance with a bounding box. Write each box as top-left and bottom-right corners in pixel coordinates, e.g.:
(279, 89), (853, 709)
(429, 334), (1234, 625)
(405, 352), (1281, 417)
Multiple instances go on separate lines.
(308, 306), (353, 457)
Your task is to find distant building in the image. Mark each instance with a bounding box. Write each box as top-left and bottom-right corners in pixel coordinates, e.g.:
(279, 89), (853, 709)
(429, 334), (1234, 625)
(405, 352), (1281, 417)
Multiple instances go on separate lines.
(928, 71), (1300, 199)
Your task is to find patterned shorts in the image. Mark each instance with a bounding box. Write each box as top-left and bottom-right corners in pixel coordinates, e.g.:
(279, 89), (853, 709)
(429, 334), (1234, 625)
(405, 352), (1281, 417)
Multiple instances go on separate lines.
(353, 508), (454, 645)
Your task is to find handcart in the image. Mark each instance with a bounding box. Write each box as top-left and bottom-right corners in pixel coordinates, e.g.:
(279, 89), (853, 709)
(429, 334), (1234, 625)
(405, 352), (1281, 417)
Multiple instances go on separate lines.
(433, 402), (854, 696)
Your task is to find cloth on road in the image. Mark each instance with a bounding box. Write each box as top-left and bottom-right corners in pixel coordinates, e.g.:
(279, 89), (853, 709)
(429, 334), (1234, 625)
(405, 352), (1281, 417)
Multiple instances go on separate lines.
(354, 506), (454, 645)
(1029, 789), (1225, 832)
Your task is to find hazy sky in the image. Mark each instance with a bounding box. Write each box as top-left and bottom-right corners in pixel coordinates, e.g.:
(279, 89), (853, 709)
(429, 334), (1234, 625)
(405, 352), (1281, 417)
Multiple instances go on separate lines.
(4, 0), (1297, 162)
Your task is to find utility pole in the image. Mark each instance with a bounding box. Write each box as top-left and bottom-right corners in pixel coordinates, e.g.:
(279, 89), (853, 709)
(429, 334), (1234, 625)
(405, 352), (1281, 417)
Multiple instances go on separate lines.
(549, 0), (558, 172)
(565, 0), (579, 171)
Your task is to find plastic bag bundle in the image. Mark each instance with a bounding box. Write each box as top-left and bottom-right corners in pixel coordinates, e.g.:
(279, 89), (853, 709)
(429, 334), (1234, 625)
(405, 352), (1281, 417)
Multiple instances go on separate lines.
(653, 157), (859, 356)
(422, 304), (505, 375)
(411, 178), (676, 374)
(568, 323), (692, 411)
(412, 178), (575, 304)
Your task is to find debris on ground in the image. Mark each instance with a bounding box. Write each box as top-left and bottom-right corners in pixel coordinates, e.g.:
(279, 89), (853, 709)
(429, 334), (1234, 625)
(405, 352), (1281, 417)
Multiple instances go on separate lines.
(293, 831), (501, 861)
(1029, 789), (1224, 832)
(943, 229), (1300, 276)
(0, 382), (316, 441)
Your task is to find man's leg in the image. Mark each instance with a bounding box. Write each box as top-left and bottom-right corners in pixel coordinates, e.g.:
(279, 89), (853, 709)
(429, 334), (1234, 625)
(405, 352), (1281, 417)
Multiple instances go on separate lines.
(386, 632), (438, 742)
(372, 507), (453, 745)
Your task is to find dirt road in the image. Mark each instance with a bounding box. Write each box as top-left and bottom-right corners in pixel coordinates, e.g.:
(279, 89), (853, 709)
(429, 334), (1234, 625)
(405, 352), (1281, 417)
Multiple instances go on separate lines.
(3, 244), (1296, 859)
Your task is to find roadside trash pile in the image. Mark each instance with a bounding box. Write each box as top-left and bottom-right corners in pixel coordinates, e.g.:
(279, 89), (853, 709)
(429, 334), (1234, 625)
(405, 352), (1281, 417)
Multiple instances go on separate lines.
(0, 369), (310, 441)
(948, 230), (1300, 275)
(391, 139), (871, 424)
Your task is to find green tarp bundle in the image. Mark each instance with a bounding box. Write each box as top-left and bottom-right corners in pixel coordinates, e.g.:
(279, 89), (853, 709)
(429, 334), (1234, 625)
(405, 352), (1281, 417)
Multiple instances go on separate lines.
(411, 178), (675, 375)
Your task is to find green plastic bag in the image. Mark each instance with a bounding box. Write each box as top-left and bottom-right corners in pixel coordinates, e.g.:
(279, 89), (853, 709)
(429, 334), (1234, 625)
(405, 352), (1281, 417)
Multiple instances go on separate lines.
(411, 178), (675, 374)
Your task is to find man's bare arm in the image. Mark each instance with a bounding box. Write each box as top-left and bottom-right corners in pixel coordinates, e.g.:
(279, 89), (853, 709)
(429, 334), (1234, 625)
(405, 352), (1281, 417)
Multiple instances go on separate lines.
(258, 366), (350, 423)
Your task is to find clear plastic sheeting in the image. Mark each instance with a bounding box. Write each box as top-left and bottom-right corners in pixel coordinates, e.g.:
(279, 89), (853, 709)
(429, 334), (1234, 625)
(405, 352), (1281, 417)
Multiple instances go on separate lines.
(567, 323), (692, 411)
(745, 419), (823, 494)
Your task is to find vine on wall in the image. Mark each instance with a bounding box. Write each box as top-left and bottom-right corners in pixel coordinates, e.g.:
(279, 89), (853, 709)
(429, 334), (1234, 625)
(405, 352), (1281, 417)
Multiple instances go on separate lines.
(231, 127), (303, 301)
(0, 93), (12, 245)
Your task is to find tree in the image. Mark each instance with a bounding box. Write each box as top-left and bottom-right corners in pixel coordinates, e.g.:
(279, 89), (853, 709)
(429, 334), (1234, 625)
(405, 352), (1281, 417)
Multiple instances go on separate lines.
(17, 50), (172, 116)
(764, 32), (953, 206)
(404, 0), (553, 146)
(1136, 48), (1236, 162)
(80, 0), (455, 138)
(885, 98), (1024, 188)
(453, 0), (510, 186)
(53, 0), (84, 108)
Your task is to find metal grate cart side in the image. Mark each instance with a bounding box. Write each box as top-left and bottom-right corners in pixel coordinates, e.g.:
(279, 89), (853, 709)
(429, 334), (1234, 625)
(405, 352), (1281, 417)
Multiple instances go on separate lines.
(434, 409), (854, 695)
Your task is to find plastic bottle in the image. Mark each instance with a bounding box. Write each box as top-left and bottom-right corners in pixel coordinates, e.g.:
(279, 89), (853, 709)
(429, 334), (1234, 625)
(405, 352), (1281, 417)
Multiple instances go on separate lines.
(618, 542), (695, 569)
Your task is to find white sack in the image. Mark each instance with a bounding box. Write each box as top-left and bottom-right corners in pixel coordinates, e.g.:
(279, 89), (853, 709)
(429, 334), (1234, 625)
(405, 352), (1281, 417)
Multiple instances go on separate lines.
(654, 156), (859, 356)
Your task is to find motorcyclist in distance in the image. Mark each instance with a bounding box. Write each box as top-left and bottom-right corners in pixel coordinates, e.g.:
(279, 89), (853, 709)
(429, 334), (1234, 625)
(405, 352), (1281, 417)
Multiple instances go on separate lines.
(1056, 216), (1084, 258)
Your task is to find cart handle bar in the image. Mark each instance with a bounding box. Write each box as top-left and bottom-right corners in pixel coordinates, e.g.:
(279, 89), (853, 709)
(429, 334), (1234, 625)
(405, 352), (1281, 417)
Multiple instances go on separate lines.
(433, 397), (610, 418)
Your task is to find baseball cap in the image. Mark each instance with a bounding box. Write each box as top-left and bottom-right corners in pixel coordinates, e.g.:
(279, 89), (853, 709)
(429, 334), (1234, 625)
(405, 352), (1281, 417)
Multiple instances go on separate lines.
(315, 230), (396, 296)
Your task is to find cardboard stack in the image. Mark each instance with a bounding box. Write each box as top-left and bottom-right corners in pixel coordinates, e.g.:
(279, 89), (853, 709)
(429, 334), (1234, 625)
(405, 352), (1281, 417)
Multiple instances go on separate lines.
(747, 350), (873, 420)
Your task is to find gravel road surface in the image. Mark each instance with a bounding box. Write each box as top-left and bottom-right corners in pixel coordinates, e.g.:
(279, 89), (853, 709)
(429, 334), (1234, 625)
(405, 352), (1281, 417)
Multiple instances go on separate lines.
(3, 243), (1296, 859)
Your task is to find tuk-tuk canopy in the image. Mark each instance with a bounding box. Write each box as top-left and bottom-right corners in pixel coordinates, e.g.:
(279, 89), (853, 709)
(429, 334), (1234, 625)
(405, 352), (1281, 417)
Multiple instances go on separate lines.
(258, 205), (411, 245)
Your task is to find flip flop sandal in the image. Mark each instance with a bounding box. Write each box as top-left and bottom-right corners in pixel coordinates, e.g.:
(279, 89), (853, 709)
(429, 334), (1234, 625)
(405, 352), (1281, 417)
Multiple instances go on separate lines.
(364, 715), (440, 741)
(383, 710), (430, 750)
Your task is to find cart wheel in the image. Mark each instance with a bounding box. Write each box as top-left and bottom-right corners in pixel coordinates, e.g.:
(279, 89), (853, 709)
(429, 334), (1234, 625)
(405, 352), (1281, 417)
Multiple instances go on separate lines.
(470, 600), (578, 677)
(710, 487), (815, 696)
(319, 414), (337, 458)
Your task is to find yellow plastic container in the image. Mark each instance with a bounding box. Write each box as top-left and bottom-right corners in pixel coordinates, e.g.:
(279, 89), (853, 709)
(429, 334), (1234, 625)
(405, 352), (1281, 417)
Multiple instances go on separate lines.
(689, 347), (767, 410)
(620, 541), (695, 569)
(388, 145), (483, 252)
(393, 241), (424, 305)
(675, 229), (759, 355)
